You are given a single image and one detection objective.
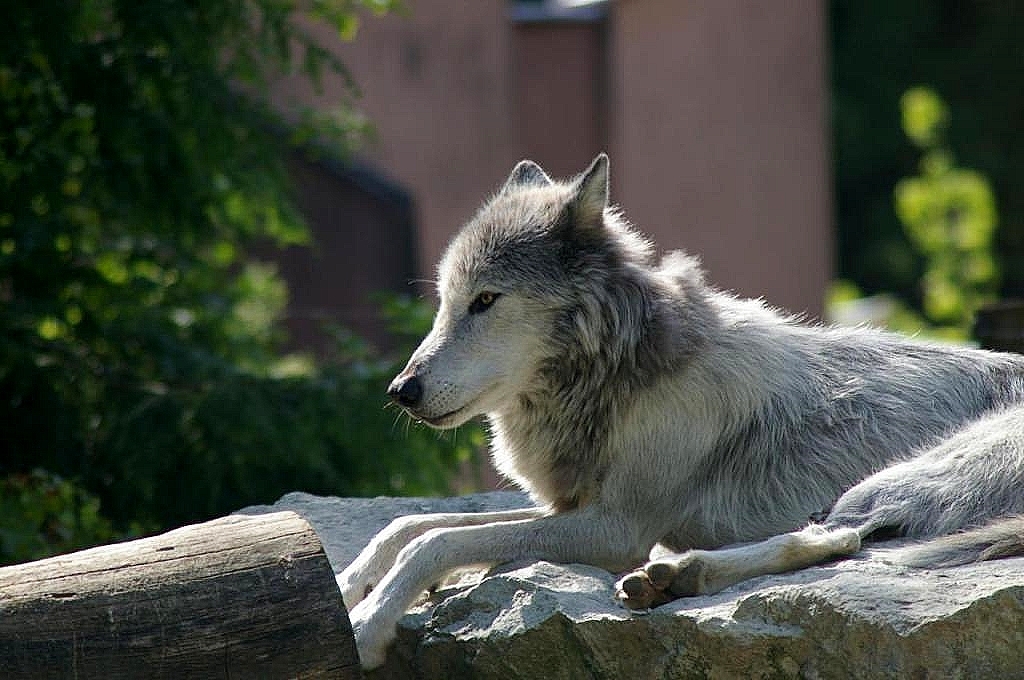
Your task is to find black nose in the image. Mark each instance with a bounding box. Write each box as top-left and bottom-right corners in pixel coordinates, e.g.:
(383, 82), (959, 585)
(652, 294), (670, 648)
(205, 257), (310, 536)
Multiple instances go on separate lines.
(388, 374), (423, 408)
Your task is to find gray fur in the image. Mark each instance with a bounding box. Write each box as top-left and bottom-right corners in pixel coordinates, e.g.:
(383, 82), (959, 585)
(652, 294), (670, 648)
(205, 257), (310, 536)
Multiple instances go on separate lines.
(894, 516), (1024, 567)
(823, 405), (1024, 563)
(340, 154), (1024, 668)
(502, 159), (552, 191)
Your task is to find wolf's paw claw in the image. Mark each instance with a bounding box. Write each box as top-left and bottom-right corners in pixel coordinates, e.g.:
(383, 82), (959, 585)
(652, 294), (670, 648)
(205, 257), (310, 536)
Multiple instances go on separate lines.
(337, 570), (377, 610)
(616, 569), (674, 609)
(644, 561), (677, 590)
(616, 553), (708, 609)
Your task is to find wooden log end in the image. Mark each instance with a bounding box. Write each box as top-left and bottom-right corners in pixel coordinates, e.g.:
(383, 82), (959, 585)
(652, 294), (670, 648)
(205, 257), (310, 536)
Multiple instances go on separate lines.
(0, 511), (362, 679)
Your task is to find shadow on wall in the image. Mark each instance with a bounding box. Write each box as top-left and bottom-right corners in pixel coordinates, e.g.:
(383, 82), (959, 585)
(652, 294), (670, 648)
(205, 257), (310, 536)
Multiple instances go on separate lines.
(268, 154), (419, 355)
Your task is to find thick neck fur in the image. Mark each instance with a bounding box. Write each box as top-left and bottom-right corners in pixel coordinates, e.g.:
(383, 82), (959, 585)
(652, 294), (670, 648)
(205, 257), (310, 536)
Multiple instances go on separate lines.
(488, 221), (718, 511)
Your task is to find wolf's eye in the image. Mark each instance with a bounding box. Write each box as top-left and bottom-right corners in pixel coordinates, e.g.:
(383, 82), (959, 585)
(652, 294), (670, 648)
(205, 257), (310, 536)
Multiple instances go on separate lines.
(469, 291), (500, 315)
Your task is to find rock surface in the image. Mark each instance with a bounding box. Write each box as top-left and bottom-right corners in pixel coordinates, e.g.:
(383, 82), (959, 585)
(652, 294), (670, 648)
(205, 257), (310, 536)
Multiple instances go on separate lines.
(241, 492), (1024, 679)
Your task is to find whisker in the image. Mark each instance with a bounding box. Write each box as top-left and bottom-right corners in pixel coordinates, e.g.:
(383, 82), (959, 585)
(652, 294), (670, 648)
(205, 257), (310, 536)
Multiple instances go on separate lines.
(389, 412), (405, 434)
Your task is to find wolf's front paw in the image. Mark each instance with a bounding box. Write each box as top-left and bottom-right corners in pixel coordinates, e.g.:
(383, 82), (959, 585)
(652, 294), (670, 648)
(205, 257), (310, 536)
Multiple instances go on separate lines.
(616, 553), (707, 609)
(616, 567), (675, 609)
(338, 538), (400, 609)
(339, 516), (432, 609)
(337, 562), (376, 611)
(350, 600), (397, 671)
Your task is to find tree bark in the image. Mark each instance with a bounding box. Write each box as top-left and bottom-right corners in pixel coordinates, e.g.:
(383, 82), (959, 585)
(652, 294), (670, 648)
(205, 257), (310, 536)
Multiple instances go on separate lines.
(0, 511), (362, 679)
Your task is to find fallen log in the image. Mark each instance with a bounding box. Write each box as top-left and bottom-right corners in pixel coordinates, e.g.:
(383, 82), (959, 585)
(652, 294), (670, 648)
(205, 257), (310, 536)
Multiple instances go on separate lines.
(0, 511), (361, 679)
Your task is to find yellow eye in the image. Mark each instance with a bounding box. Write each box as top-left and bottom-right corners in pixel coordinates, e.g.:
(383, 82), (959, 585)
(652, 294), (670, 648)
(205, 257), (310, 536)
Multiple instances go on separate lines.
(469, 291), (500, 314)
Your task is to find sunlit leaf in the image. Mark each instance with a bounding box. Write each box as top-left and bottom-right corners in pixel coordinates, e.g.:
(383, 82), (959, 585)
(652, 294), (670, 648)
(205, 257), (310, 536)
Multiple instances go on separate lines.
(95, 252), (129, 285)
(36, 317), (63, 340)
(901, 86), (949, 148)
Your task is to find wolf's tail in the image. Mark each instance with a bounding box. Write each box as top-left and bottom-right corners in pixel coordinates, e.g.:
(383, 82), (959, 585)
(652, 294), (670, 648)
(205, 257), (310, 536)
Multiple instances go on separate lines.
(888, 516), (1024, 568)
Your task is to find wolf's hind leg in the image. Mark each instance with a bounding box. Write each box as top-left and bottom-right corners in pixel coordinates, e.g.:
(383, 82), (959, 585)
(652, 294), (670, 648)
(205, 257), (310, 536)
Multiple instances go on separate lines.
(616, 526), (861, 609)
(338, 507), (544, 609)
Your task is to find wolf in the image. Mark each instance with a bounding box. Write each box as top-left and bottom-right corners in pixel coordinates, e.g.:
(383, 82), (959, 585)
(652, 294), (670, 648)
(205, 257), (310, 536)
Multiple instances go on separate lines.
(338, 153), (1024, 669)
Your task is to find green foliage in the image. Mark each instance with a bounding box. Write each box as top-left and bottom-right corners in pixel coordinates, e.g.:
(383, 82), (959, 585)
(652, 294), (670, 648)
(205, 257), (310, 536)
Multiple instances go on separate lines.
(830, 88), (999, 341)
(0, 0), (479, 564)
(0, 470), (123, 566)
(82, 296), (482, 530)
(831, 1), (1024, 302)
(900, 87), (949, 149)
(895, 88), (998, 332)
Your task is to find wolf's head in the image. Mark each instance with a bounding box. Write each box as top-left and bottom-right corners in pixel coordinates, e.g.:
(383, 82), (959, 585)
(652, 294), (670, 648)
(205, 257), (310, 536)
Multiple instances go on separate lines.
(387, 154), (703, 429)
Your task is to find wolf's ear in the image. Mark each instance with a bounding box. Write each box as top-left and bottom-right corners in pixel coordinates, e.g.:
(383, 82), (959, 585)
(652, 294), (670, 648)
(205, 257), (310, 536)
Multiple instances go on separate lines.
(502, 160), (552, 192)
(569, 153), (609, 227)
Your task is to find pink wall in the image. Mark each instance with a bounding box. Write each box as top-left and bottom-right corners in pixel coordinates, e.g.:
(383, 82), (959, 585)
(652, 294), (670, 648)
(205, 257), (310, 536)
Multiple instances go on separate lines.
(510, 22), (605, 178)
(271, 0), (832, 316)
(274, 1), (517, 284)
(609, 0), (832, 316)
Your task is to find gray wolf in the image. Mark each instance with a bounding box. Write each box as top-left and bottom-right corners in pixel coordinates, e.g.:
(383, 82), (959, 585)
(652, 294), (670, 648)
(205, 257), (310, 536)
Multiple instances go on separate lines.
(338, 154), (1024, 669)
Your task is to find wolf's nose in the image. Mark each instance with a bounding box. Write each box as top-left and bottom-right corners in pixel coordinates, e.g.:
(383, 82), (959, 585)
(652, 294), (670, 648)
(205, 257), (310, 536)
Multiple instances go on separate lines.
(388, 374), (423, 408)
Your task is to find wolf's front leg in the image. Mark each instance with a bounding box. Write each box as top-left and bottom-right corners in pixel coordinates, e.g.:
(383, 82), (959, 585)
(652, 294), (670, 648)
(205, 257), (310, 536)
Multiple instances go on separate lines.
(338, 507), (544, 609)
(616, 525), (862, 609)
(349, 507), (646, 669)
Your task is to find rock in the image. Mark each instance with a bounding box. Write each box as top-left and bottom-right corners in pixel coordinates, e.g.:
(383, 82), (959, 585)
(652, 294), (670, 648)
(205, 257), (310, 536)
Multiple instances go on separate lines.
(242, 492), (1024, 679)
(239, 490), (534, 572)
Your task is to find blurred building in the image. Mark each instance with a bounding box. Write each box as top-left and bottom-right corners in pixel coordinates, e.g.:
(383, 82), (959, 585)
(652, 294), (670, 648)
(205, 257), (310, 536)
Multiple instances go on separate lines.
(270, 0), (832, 350)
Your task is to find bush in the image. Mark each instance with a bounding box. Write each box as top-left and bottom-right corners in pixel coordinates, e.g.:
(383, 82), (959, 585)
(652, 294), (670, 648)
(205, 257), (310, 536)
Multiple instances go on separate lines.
(78, 297), (483, 531)
(831, 1), (1024, 302)
(0, 1), (482, 564)
(828, 88), (998, 341)
(3, 287), (482, 562)
(0, 470), (121, 565)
